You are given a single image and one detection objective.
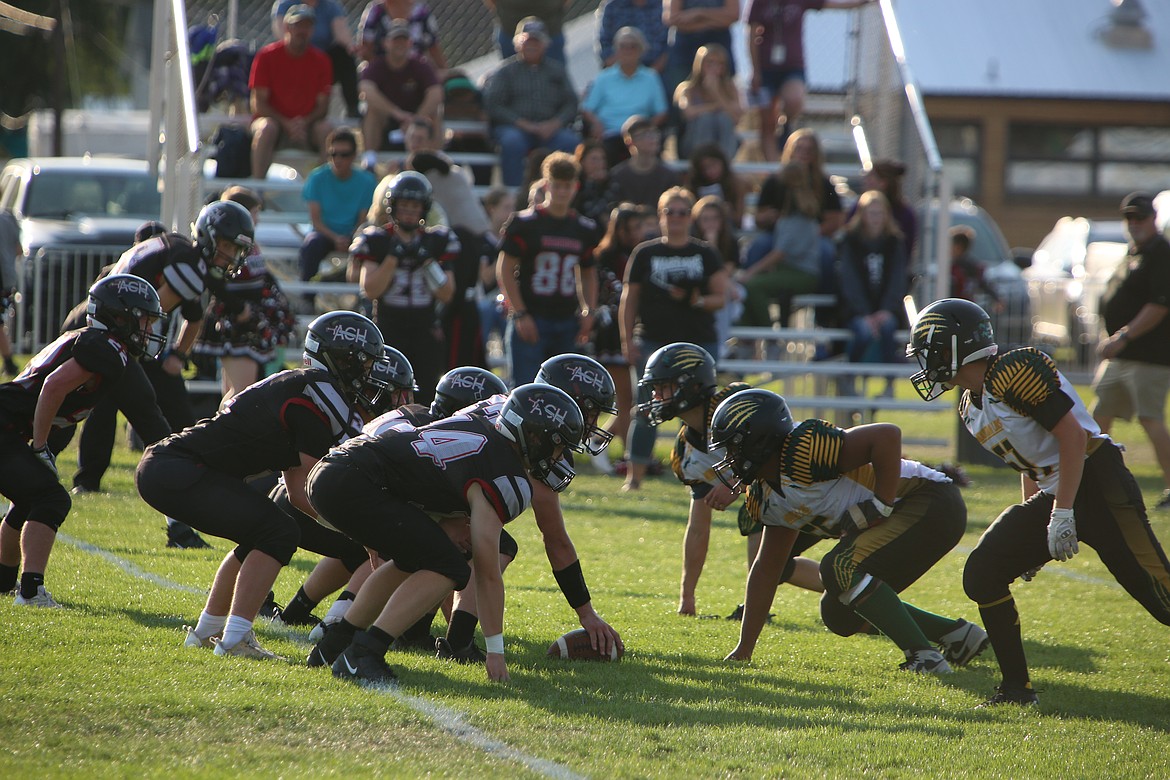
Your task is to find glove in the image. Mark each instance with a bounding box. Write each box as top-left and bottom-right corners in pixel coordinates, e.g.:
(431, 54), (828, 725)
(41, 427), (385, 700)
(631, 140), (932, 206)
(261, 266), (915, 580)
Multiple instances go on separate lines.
(839, 497), (893, 534)
(421, 259), (448, 293)
(1047, 507), (1079, 561)
(1020, 565), (1043, 582)
(32, 444), (57, 476)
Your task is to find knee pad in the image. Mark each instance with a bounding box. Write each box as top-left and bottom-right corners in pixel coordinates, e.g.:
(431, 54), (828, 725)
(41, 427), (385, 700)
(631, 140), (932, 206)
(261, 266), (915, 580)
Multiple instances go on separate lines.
(962, 548), (1009, 606)
(820, 592), (867, 637)
(26, 485), (72, 532)
(499, 528), (519, 561)
(779, 556), (797, 585)
(232, 546), (249, 565)
(253, 514), (301, 566)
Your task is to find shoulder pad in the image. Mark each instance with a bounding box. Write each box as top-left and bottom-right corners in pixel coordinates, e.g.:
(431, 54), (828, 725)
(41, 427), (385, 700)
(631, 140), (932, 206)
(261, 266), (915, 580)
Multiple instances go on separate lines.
(779, 419), (844, 486)
(351, 225), (392, 259)
(986, 348), (1060, 406)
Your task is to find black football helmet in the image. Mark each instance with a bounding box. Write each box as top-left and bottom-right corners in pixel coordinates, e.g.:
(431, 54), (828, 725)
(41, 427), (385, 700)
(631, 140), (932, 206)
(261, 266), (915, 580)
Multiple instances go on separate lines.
(384, 171), (433, 230)
(363, 346), (418, 416)
(302, 311), (388, 409)
(134, 220), (168, 244)
(494, 383), (585, 492)
(637, 343), (718, 426)
(86, 274), (167, 359)
(709, 389), (795, 491)
(535, 354), (619, 455)
(431, 366), (508, 418)
(906, 298), (998, 401)
(192, 200), (255, 277)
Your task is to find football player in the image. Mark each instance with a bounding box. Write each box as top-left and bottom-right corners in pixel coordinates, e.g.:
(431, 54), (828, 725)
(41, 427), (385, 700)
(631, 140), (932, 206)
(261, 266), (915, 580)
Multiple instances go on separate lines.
(907, 298), (1170, 706)
(711, 389), (982, 674)
(136, 311), (391, 660)
(0, 275), (166, 607)
(354, 170), (459, 405)
(637, 343), (823, 617)
(306, 383), (587, 684)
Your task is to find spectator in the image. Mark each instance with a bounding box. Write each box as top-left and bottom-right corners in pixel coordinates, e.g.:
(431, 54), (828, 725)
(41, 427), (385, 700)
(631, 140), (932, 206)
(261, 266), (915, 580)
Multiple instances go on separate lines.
(477, 187), (514, 355)
(836, 190), (907, 372)
(496, 152), (600, 386)
(619, 186), (727, 490)
(683, 142), (746, 227)
(597, 0), (669, 71)
(249, 4), (334, 180)
(663, 0), (741, 98)
(674, 44), (743, 161)
(1093, 192), (1170, 510)
(271, 0), (360, 118)
(949, 225), (1001, 307)
(358, 19), (443, 155)
(747, 0), (875, 160)
(609, 116), (680, 212)
(572, 139), (622, 228)
(358, 0), (448, 74)
(483, 17), (581, 189)
(582, 27), (669, 165)
(0, 208), (19, 377)
(852, 159), (918, 257)
(299, 128), (379, 305)
(692, 195), (743, 356)
(486, 0), (570, 64)
(442, 70), (494, 186)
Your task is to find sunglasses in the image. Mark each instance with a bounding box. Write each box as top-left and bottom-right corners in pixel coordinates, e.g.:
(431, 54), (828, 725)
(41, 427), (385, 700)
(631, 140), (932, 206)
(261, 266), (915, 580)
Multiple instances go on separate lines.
(329, 149), (356, 158)
(661, 208), (691, 217)
(1123, 213), (1151, 222)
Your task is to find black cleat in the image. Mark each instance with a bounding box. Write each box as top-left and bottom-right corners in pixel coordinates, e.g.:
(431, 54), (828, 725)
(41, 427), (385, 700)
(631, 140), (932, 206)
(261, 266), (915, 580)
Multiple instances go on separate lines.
(166, 522), (212, 549)
(434, 637), (486, 664)
(725, 604), (773, 623)
(257, 591), (282, 620)
(977, 685), (1039, 708)
(270, 607), (321, 629)
(391, 632), (437, 653)
(307, 621), (354, 668)
(332, 646), (398, 685)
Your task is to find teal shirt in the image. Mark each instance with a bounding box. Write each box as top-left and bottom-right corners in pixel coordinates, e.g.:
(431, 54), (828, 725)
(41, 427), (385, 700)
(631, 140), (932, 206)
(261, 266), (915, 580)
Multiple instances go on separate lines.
(302, 165), (378, 237)
(581, 64), (668, 135)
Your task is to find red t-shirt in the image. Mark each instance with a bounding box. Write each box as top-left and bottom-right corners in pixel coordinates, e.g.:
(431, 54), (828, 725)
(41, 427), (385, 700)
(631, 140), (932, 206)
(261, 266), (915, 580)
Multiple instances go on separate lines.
(249, 41), (333, 119)
(747, 0), (825, 71)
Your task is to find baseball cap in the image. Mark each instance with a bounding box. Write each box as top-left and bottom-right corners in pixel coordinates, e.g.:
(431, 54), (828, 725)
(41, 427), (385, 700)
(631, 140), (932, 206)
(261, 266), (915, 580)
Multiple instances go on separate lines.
(1121, 191), (1156, 218)
(385, 19), (411, 39)
(621, 115), (654, 139)
(284, 4), (316, 24)
(515, 16), (550, 41)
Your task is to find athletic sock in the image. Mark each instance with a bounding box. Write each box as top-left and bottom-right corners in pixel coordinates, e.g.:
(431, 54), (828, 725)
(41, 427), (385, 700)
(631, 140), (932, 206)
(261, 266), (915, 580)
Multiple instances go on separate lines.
(359, 625), (394, 657)
(979, 598), (1031, 689)
(19, 572), (44, 599)
(445, 609), (479, 648)
(850, 582), (932, 651)
(400, 609), (438, 643)
(324, 596), (353, 623)
(0, 563), (17, 593)
(194, 610), (228, 639)
(903, 604), (963, 642)
(279, 586), (320, 623)
(222, 615), (254, 648)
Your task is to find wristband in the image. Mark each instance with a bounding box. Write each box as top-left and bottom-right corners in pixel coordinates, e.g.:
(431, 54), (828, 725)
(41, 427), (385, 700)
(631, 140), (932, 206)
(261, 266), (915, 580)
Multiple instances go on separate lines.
(553, 559), (592, 609)
(511, 310), (529, 320)
(484, 633), (504, 655)
(167, 349), (189, 364)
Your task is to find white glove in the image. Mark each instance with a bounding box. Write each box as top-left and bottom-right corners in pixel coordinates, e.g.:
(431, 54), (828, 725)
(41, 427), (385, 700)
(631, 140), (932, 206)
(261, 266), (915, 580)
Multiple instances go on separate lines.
(1047, 507), (1079, 561)
(32, 444), (57, 476)
(839, 497), (893, 533)
(421, 259), (447, 293)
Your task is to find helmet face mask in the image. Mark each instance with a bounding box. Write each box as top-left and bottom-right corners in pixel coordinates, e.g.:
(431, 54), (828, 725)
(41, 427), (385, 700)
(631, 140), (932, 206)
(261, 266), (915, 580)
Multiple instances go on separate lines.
(494, 384), (585, 492)
(385, 171), (433, 231)
(361, 346), (417, 416)
(637, 343), (717, 427)
(431, 366), (508, 418)
(193, 200), (256, 278)
(86, 274), (167, 359)
(535, 354), (618, 455)
(709, 389), (795, 492)
(906, 298), (998, 401)
(303, 312), (388, 408)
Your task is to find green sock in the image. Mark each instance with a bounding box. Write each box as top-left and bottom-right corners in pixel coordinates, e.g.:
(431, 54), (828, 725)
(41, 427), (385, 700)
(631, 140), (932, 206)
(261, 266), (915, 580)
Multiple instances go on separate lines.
(850, 581), (932, 651)
(903, 604), (961, 642)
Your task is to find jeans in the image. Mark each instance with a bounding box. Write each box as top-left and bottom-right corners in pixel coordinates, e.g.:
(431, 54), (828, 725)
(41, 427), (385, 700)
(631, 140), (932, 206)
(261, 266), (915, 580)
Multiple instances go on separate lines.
(626, 338), (721, 466)
(505, 314), (579, 387)
(494, 125), (581, 187)
(847, 314), (899, 363)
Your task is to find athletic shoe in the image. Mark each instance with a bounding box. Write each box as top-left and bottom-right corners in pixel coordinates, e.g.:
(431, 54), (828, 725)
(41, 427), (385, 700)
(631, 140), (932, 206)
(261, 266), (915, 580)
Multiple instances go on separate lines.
(589, 449), (614, 475)
(937, 619), (990, 667)
(213, 630), (284, 660)
(1155, 489), (1170, 511)
(70, 485), (101, 496)
(270, 607), (320, 629)
(308, 615), (341, 644)
(899, 648), (954, 674)
(182, 625), (217, 649)
(332, 646), (398, 686)
(256, 591), (282, 620)
(307, 622), (354, 668)
(14, 585), (61, 608)
(391, 632), (438, 654)
(978, 685), (1039, 708)
(725, 604), (773, 623)
(166, 523), (212, 549)
(434, 637), (486, 664)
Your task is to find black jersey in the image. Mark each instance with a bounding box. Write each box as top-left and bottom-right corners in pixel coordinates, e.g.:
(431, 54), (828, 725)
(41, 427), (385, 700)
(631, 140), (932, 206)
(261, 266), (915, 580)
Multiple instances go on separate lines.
(500, 206), (599, 320)
(0, 328), (130, 438)
(163, 368), (361, 479)
(351, 223), (460, 332)
(110, 232), (211, 320)
(362, 403), (440, 437)
(337, 411), (532, 524)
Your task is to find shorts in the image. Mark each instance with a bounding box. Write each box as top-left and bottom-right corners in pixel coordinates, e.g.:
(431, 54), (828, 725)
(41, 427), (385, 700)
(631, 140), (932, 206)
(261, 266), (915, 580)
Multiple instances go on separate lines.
(755, 68), (806, 103)
(1091, 358), (1170, 420)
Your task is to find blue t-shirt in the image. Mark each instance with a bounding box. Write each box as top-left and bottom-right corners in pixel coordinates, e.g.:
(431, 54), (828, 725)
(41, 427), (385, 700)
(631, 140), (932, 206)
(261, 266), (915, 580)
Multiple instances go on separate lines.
(302, 164), (378, 236)
(272, 0), (349, 52)
(582, 65), (668, 136)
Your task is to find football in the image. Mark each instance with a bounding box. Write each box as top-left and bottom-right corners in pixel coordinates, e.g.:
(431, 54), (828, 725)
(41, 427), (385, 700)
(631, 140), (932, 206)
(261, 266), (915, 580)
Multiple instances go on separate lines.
(546, 628), (622, 661)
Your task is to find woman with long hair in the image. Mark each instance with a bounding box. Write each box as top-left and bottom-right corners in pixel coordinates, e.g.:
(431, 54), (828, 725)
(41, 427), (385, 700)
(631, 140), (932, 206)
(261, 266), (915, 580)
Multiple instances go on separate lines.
(674, 44), (744, 161)
(572, 139), (620, 228)
(684, 143), (746, 228)
(692, 196), (743, 357)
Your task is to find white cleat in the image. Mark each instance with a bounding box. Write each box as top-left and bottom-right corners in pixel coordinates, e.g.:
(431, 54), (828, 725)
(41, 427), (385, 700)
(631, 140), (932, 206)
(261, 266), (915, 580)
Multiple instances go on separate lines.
(213, 630), (285, 661)
(14, 585), (61, 608)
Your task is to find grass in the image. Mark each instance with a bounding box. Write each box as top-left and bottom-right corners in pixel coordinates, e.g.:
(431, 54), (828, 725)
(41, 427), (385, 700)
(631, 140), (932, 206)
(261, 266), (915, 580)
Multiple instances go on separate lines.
(3, 395), (1170, 779)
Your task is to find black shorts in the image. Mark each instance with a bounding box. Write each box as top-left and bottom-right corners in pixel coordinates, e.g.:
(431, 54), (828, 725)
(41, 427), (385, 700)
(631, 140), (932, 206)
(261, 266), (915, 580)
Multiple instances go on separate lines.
(269, 482), (368, 572)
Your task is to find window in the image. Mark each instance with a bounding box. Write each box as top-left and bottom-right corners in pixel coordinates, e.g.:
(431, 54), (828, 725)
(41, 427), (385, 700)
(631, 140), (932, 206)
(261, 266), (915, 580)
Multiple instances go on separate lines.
(933, 122), (981, 198)
(1007, 123), (1170, 197)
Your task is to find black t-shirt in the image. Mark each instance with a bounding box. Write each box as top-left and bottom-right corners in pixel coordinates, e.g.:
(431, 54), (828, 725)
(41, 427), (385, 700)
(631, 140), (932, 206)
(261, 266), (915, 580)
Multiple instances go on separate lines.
(0, 328), (129, 437)
(1101, 235), (1170, 366)
(351, 223), (461, 334)
(163, 368), (362, 479)
(757, 173), (841, 221)
(500, 206), (599, 320)
(625, 238), (723, 343)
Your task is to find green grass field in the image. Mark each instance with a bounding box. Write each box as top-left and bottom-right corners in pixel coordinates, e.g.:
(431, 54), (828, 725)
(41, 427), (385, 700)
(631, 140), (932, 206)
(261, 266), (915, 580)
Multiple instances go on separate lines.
(3, 401), (1170, 779)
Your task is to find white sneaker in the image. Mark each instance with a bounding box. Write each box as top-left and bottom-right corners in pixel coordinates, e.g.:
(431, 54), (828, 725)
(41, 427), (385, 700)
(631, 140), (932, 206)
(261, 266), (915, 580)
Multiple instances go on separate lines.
(308, 615), (342, 644)
(14, 585), (61, 608)
(213, 630), (285, 661)
(590, 449), (614, 475)
(182, 625), (218, 649)
(937, 619), (990, 667)
(899, 647), (954, 674)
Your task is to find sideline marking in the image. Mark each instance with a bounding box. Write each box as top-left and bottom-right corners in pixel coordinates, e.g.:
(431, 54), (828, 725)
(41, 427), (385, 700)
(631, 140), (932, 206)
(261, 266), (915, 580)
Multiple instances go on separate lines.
(57, 533), (585, 780)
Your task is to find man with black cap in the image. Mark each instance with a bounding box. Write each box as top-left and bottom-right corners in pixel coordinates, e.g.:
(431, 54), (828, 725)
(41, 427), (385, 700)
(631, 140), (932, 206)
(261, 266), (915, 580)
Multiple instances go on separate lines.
(1092, 191), (1170, 509)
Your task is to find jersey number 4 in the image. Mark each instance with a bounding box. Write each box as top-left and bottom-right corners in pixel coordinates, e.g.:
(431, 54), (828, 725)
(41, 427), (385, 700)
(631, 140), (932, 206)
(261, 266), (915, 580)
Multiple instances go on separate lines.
(411, 429), (488, 469)
(530, 252), (579, 297)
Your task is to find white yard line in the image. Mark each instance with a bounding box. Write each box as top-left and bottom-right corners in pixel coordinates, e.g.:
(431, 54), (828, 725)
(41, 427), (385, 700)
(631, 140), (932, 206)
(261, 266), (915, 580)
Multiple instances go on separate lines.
(57, 533), (586, 780)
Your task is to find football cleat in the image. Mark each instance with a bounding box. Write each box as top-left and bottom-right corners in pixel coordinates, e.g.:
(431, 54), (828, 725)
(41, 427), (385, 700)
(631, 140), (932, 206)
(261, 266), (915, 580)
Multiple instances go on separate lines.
(182, 625), (218, 649)
(213, 630), (285, 661)
(937, 619), (990, 667)
(269, 607), (321, 629)
(256, 591), (282, 620)
(166, 522), (212, 549)
(899, 648), (954, 674)
(14, 585), (61, 608)
(332, 646), (399, 686)
(307, 621), (355, 668)
(435, 637), (487, 664)
(308, 615), (342, 644)
(391, 632), (438, 654)
(977, 684), (1039, 708)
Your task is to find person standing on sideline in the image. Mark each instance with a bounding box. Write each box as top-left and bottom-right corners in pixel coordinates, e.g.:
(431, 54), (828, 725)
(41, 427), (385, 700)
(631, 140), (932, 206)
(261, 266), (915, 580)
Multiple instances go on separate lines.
(1092, 193), (1170, 509)
(907, 297), (1170, 706)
